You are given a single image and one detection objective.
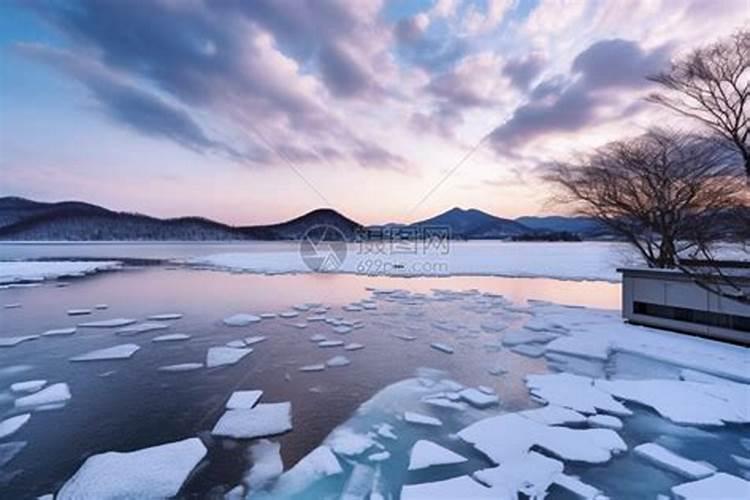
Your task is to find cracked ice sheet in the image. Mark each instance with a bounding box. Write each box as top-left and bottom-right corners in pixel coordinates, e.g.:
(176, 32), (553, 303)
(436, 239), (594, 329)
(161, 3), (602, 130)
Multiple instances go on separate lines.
(211, 402), (292, 439)
(57, 438), (206, 499)
(70, 344), (140, 362)
(519, 301), (750, 382)
(0, 260), (121, 285)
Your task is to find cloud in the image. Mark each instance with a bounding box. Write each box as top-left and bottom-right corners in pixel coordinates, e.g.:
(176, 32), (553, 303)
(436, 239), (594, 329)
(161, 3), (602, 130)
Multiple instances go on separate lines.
(16, 43), (258, 162)
(503, 53), (545, 90)
(488, 38), (670, 151)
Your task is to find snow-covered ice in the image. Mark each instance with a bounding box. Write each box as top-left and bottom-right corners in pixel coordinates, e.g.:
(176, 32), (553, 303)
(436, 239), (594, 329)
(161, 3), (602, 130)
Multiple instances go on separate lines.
(553, 473), (603, 499)
(368, 451), (390, 462)
(243, 335), (267, 346)
(41, 327), (76, 337)
(526, 373), (632, 416)
(458, 388), (499, 408)
(408, 440), (467, 471)
(10, 380), (46, 393)
(152, 333), (191, 342)
(671, 473), (749, 500)
(401, 475), (493, 499)
(318, 340), (344, 348)
(56, 437), (206, 499)
(15, 383), (71, 409)
(244, 439), (283, 492)
(634, 442), (715, 479)
(205, 346), (252, 368)
(78, 318), (136, 328)
(587, 414), (623, 430)
(404, 411), (442, 427)
(510, 343), (547, 357)
(0, 260), (121, 285)
(226, 390), (263, 410)
(344, 343), (365, 351)
(0, 413), (30, 439)
(272, 446), (342, 496)
(473, 451), (563, 498)
(502, 329), (557, 346)
(70, 344), (140, 362)
(223, 313), (261, 326)
(299, 364), (326, 372)
(328, 428), (376, 456)
(212, 402), (292, 439)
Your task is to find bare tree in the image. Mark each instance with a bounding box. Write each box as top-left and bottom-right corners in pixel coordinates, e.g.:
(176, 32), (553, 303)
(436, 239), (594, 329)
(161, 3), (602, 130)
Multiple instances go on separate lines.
(648, 29), (749, 176)
(545, 130), (745, 268)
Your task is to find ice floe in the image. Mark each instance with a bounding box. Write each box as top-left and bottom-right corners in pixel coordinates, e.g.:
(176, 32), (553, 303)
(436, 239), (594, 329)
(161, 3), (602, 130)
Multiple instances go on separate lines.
(279, 311), (299, 318)
(3, 303), (21, 309)
(212, 402), (292, 439)
(671, 473), (750, 500)
(226, 390), (263, 410)
(401, 475), (493, 499)
(41, 327), (76, 337)
(430, 343), (454, 354)
(0, 441), (27, 468)
(271, 446), (342, 496)
(344, 343), (365, 351)
(458, 388), (498, 409)
(223, 313), (261, 326)
(299, 364), (326, 372)
(15, 383), (71, 409)
(243, 439), (283, 492)
(526, 373), (632, 416)
(78, 318), (136, 328)
(147, 313), (183, 321)
(473, 451), (563, 498)
(70, 344), (140, 362)
(408, 440), (467, 471)
(502, 329), (557, 346)
(0, 260), (121, 285)
(116, 322), (170, 335)
(368, 451), (390, 462)
(206, 347), (252, 368)
(326, 355), (351, 367)
(404, 411), (442, 427)
(152, 333), (191, 342)
(56, 437), (206, 499)
(10, 380), (46, 394)
(332, 325), (353, 334)
(0, 413), (30, 439)
(510, 343), (547, 357)
(158, 363), (203, 372)
(633, 443), (715, 479)
(318, 340), (344, 348)
(0, 335), (39, 347)
(94, 304), (108, 310)
(243, 336), (267, 346)
(67, 309), (92, 316)
(553, 473), (603, 499)
(328, 428), (377, 456)
(586, 414), (623, 430)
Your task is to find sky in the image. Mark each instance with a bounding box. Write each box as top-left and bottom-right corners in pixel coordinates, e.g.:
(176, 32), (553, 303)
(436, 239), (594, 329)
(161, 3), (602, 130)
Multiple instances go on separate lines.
(0, 0), (747, 226)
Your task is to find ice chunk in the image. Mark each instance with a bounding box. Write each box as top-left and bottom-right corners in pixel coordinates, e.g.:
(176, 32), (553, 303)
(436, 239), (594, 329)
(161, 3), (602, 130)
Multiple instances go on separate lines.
(422, 397), (466, 411)
(502, 330), (557, 346)
(408, 440), (467, 471)
(0, 413), (30, 439)
(527, 373), (632, 416)
(70, 344), (140, 362)
(309, 334), (327, 343)
(0, 335), (39, 347)
(148, 313), (183, 321)
(244, 439), (283, 492)
(279, 311), (299, 318)
(368, 451), (390, 462)
(3, 303), (21, 309)
(332, 325), (352, 334)
(473, 451), (563, 498)
(344, 343), (365, 351)
(152, 333), (191, 342)
(326, 355), (351, 367)
(244, 336), (267, 346)
(293, 304), (311, 311)
(0, 261), (121, 286)
(671, 473), (749, 500)
(587, 415), (623, 430)
(0, 441), (26, 468)
(273, 446), (342, 496)
(226, 390), (263, 410)
(116, 322), (170, 335)
(401, 475), (493, 499)
(329, 428), (376, 456)
(206, 347), (252, 368)
(634, 443), (715, 479)
(259, 313), (276, 319)
(67, 309), (92, 316)
(291, 322), (308, 329)
(404, 411), (442, 427)
(78, 318), (136, 328)
(393, 333), (417, 341)
(318, 340), (344, 348)
(595, 378), (748, 425)
(459, 388), (499, 409)
(553, 473), (602, 499)
(511, 343), (547, 357)
(480, 321), (507, 333)
(94, 304), (108, 310)
(15, 383), (71, 408)
(212, 402), (292, 439)
(158, 363), (203, 372)
(223, 314), (262, 326)
(340, 463), (375, 500)
(41, 327), (76, 337)
(343, 304), (363, 312)
(430, 343), (454, 354)
(518, 406), (587, 426)
(10, 380), (47, 394)
(57, 437), (206, 499)
(459, 412), (627, 465)
(299, 364), (326, 372)
(227, 340), (246, 348)
(374, 423), (397, 440)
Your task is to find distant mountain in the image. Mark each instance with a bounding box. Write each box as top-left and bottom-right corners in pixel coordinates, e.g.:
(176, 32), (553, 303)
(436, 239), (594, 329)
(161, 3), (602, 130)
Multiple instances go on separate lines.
(0, 196), (614, 241)
(410, 207), (529, 239)
(514, 216), (611, 237)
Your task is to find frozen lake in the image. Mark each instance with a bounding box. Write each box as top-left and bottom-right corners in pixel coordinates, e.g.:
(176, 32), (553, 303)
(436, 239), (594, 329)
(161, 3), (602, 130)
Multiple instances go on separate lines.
(0, 243), (748, 498)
